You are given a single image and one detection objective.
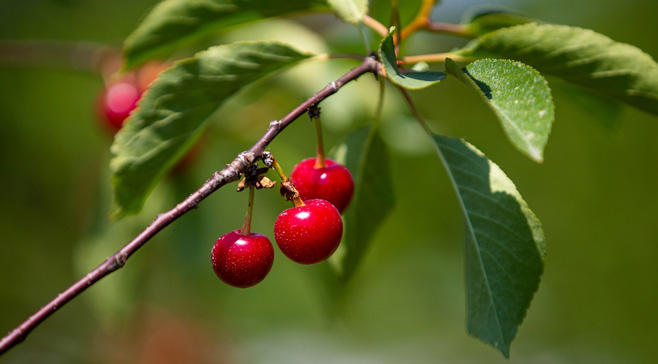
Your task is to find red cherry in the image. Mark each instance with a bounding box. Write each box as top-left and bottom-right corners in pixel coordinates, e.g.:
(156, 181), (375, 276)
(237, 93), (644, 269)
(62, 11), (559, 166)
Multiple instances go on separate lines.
(290, 158), (354, 213)
(211, 230), (274, 288)
(274, 199), (343, 265)
(98, 80), (142, 131)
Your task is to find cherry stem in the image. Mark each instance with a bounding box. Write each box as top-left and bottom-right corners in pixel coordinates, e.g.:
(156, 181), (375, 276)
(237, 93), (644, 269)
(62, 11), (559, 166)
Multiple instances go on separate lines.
(272, 159), (290, 182)
(0, 54), (379, 356)
(400, 0), (436, 40)
(272, 159), (306, 207)
(311, 110), (326, 169)
(292, 195), (306, 208)
(240, 186), (255, 236)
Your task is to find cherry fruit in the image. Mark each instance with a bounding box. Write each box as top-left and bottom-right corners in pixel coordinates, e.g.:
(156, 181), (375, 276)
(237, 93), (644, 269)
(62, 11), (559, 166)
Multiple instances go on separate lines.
(290, 158), (354, 213)
(274, 199), (343, 264)
(97, 61), (169, 133)
(98, 80), (142, 131)
(211, 230), (274, 288)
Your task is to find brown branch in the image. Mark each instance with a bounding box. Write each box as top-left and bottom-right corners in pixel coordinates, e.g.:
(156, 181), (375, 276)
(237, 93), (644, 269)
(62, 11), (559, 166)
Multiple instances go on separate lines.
(0, 55), (380, 356)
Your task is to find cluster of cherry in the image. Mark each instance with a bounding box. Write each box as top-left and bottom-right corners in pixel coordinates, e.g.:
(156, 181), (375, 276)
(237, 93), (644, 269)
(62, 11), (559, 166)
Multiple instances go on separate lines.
(96, 64), (353, 289)
(211, 104), (355, 289)
(211, 154), (354, 288)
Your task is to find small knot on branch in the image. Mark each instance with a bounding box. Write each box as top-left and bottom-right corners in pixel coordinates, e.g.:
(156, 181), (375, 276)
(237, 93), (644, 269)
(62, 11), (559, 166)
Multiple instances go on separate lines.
(261, 151), (274, 169)
(307, 106), (321, 120)
(237, 162), (276, 192)
(269, 120), (281, 130)
(114, 254), (127, 268)
(233, 151), (255, 169)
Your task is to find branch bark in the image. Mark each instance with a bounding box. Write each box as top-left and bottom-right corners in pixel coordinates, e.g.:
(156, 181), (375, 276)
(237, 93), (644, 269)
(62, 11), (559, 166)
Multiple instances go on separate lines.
(0, 55), (380, 356)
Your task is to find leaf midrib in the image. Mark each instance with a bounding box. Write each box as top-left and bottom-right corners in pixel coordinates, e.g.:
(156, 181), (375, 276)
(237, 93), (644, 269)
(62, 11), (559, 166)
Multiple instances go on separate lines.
(431, 138), (507, 347)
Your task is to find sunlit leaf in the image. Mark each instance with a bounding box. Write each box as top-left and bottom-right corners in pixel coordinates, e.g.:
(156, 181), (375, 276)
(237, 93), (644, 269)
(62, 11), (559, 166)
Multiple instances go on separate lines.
(459, 23), (658, 115)
(123, 0), (325, 69)
(430, 134), (545, 358)
(111, 41), (312, 218)
(328, 0), (368, 25)
(379, 28), (446, 90)
(330, 126), (394, 280)
(445, 58), (554, 162)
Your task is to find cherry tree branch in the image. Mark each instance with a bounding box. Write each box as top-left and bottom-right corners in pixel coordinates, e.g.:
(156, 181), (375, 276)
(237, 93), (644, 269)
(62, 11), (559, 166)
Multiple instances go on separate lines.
(0, 55), (380, 356)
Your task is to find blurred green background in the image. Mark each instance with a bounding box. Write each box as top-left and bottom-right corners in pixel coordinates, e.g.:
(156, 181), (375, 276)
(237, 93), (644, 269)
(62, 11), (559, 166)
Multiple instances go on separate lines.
(1, 0), (658, 363)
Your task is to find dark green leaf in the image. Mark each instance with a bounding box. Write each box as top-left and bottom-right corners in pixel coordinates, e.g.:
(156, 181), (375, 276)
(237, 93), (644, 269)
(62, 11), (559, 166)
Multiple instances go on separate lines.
(330, 126), (394, 281)
(379, 28), (446, 90)
(328, 0), (368, 25)
(111, 41), (311, 218)
(464, 8), (533, 36)
(458, 23), (658, 115)
(445, 58), (554, 162)
(123, 0), (325, 69)
(430, 134), (545, 358)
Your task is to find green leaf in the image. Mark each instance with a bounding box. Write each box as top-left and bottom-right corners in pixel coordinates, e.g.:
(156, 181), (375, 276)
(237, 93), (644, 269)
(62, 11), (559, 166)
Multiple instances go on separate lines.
(379, 28), (446, 90)
(123, 0), (325, 69)
(111, 41), (311, 219)
(458, 23), (658, 115)
(328, 0), (368, 25)
(330, 126), (394, 281)
(445, 58), (554, 162)
(464, 8), (533, 36)
(430, 134), (545, 358)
